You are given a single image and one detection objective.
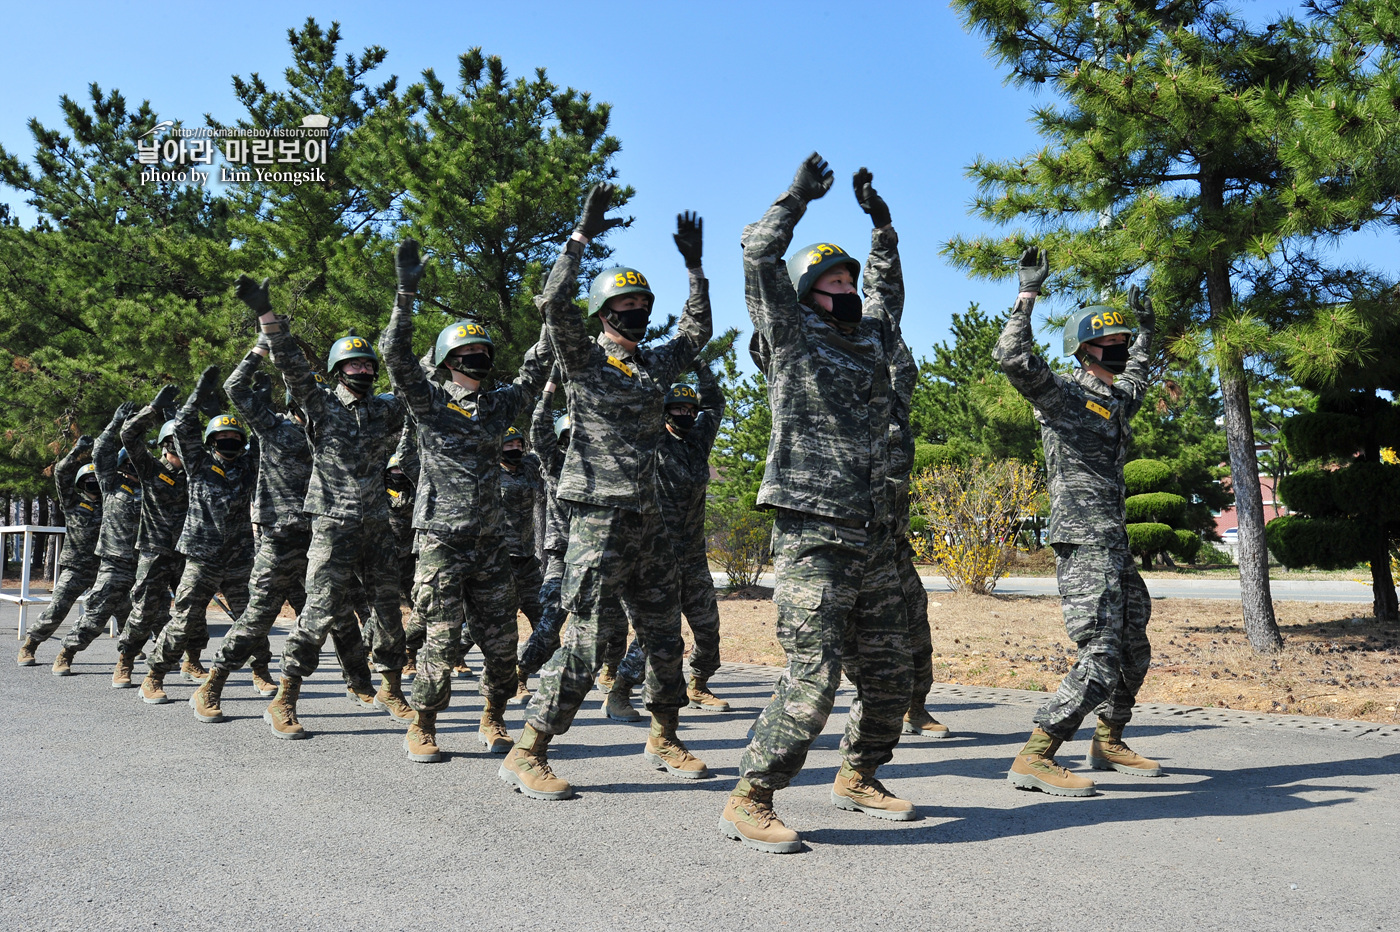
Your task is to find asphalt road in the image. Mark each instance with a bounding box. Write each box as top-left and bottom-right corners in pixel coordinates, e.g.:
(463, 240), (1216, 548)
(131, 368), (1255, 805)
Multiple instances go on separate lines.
(2, 602), (1396, 932)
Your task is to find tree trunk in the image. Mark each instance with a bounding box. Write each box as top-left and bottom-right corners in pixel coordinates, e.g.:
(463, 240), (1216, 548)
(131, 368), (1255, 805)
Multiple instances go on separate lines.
(37, 495), (51, 579)
(1369, 533), (1399, 624)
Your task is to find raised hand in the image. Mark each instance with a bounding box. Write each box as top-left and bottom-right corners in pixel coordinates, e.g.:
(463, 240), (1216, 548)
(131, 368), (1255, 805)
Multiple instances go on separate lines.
(673, 211), (703, 268)
(852, 167), (891, 229)
(194, 365), (224, 417)
(151, 383), (180, 410)
(1129, 284), (1155, 329)
(250, 370), (274, 410)
(235, 275), (272, 316)
(74, 434), (94, 455)
(790, 152), (835, 202)
(576, 183), (625, 240)
(396, 238), (425, 294)
(1018, 246), (1049, 295)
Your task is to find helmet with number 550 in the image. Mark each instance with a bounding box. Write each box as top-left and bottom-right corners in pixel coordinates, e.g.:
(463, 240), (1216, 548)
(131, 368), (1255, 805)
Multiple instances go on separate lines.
(1063, 305), (1133, 359)
(588, 267), (654, 317)
(787, 242), (861, 303)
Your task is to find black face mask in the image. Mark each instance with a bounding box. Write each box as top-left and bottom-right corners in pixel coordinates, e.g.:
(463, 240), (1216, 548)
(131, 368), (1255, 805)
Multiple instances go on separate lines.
(606, 308), (650, 342)
(446, 352), (492, 381)
(386, 473), (412, 493)
(213, 438), (244, 457)
(666, 412), (696, 435)
(1095, 342), (1130, 375)
(501, 448), (525, 466)
(78, 481), (100, 501)
(811, 289), (863, 326)
(339, 369), (375, 395)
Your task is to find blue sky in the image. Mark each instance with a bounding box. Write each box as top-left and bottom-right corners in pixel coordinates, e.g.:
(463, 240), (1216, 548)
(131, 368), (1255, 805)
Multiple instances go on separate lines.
(3, 1), (1395, 364)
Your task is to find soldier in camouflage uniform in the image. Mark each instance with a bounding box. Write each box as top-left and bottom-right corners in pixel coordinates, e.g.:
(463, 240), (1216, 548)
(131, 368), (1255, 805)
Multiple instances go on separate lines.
(235, 275), (412, 739)
(996, 249), (1162, 797)
(499, 188), (712, 801)
(605, 367), (729, 721)
(514, 379), (573, 683)
(139, 368), (257, 705)
(720, 157), (915, 855)
(380, 239), (551, 762)
(17, 436), (103, 666)
(111, 386), (191, 687)
(499, 425), (545, 702)
(54, 404), (143, 673)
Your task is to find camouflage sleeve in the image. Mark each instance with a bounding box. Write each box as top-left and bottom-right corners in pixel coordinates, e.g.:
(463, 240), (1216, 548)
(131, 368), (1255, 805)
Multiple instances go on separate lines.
(172, 394), (209, 473)
(742, 190), (806, 340)
(380, 297), (434, 420)
(653, 268), (713, 387)
(119, 406), (161, 482)
(52, 445), (83, 514)
(693, 361), (725, 456)
(541, 241), (590, 380)
(530, 390), (557, 465)
(92, 422), (121, 493)
(245, 432), (260, 483)
(993, 296), (1063, 414)
(863, 224), (904, 326)
(1116, 323), (1155, 419)
(224, 352), (281, 439)
(394, 414), (421, 484)
(265, 327), (328, 424)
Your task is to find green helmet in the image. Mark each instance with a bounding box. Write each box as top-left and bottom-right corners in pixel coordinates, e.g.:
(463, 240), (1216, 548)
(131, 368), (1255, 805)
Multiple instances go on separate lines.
(157, 420), (177, 447)
(1063, 305), (1133, 358)
(553, 411), (572, 440)
(587, 267), (654, 317)
(665, 383), (699, 409)
(787, 242), (860, 301)
(203, 413), (247, 444)
(504, 426), (522, 443)
(75, 463), (98, 488)
(433, 319), (495, 366)
(387, 454), (403, 471)
(327, 334), (378, 374)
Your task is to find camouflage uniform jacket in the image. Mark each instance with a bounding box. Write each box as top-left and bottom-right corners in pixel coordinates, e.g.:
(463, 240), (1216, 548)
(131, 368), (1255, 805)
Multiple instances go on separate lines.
(380, 300), (551, 536)
(93, 422), (142, 561)
(531, 391), (570, 553)
(266, 328), (404, 524)
(993, 297), (1153, 546)
(499, 453), (544, 558)
(52, 443), (102, 572)
(744, 191), (904, 524)
(657, 364), (724, 554)
(887, 321), (919, 539)
(542, 240), (713, 515)
(386, 418), (419, 553)
(119, 408), (186, 557)
(225, 352), (312, 535)
(171, 393), (256, 565)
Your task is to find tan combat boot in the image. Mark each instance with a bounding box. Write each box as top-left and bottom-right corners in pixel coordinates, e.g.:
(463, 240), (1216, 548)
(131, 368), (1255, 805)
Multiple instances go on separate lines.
(645, 709), (709, 780)
(190, 666), (230, 723)
(405, 709), (442, 763)
(402, 649), (417, 678)
(831, 761), (917, 821)
(180, 650), (209, 684)
(499, 723), (573, 800)
(719, 779), (801, 854)
(604, 682), (641, 723)
(1089, 718), (1164, 776)
(451, 661), (473, 679)
(1007, 727), (1095, 797)
(51, 646), (77, 677)
(346, 677), (378, 710)
(111, 653), (137, 689)
(903, 705), (951, 739)
(479, 700), (513, 753)
(17, 637), (40, 667)
(513, 667), (532, 705)
(250, 663), (278, 698)
(139, 671), (169, 705)
(374, 669), (416, 722)
(264, 675), (306, 740)
(595, 662), (618, 693)
(687, 675), (731, 712)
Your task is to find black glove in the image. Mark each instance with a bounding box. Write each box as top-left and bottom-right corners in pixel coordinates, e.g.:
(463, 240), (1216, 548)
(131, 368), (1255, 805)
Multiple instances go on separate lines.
(853, 167), (891, 229)
(396, 238), (425, 293)
(673, 211), (703, 268)
(1129, 284), (1155, 330)
(790, 152), (834, 202)
(74, 434), (94, 456)
(234, 275), (272, 317)
(250, 370), (274, 410)
(111, 401), (138, 426)
(1018, 247), (1049, 295)
(193, 365), (224, 417)
(575, 183), (625, 240)
(151, 383), (180, 410)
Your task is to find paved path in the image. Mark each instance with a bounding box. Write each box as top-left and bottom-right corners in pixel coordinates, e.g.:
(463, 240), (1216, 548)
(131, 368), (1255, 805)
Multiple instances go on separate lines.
(2, 602), (1396, 931)
(714, 572), (1375, 603)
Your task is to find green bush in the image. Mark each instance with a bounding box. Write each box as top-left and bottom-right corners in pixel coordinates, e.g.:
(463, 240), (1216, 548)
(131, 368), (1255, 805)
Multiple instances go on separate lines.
(1124, 459), (1174, 496)
(1282, 412), (1366, 462)
(1331, 461), (1400, 523)
(1265, 514), (1370, 570)
(1126, 522), (1175, 557)
(1170, 529), (1202, 563)
(1277, 469), (1341, 518)
(913, 441), (962, 475)
(1196, 542), (1233, 565)
(1125, 492), (1187, 526)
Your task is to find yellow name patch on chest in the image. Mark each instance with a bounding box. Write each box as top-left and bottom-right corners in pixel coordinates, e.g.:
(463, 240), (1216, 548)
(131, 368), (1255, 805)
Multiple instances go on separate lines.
(210, 464), (226, 478)
(1085, 399), (1112, 420)
(387, 489), (401, 501)
(120, 485), (135, 495)
(447, 402), (475, 419)
(79, 502), (94, 512)
(606, 356), (634, 378)
(158, 472), (176, 486)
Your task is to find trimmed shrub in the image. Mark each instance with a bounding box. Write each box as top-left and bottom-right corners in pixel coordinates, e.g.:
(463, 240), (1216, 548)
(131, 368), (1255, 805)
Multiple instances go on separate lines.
(1277, 469), (1342, 518)
(1197, 542), (1233, 565)
(1125, 491), (1187, 526)
(1265, 514), (1370, 570)
(1330, 461), (1400, 523)
(1170, 529), (1202, 563)
(1127, 522), (1176, 558)
(1124, 459), (1174, 496)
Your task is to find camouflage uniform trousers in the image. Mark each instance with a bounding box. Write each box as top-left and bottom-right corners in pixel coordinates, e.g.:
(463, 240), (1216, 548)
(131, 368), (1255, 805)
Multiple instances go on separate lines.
(512, 554), (544, 630)
(517, 550), (565, 675)
(146, 554), (253, 676)
(26, 561), (99, 644)
(896, 532), (934, 706)
(409, 529), (518, 713)
(62, 558), (136, 653)
(116, 551), (187, 658)
(527, 503), (686, 736)
(281, 515), (405, 679)
(616, 549), (721, 685)
(739, 510), (911, 791)
(1033, 542), (1152, 740)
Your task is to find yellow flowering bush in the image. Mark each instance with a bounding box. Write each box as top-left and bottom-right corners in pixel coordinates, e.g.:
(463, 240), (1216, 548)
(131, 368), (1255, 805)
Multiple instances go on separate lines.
(912, 458), (1043, 595)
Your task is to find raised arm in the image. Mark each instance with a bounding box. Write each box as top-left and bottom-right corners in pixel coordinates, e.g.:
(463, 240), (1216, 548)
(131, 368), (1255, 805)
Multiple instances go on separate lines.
(173, 366), (221, 472)
(530, 367), (561, 467)
(1118, 284), (1157, 417)
(379, 239), (436, 420)
(93, 403), (135, 493)
(653, 212), (713, 386)
(992, 247), (1061, 410)
(52, 436), (93, 512)
(120, 404), (163, 482)
(235, 274), (328, 423)
(742, 153), (833, 337)
(854, 168), (904, 327)
(692, 361), (725, 456)
(543, 183), (622, 378)
(224, 351), (283, 439)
